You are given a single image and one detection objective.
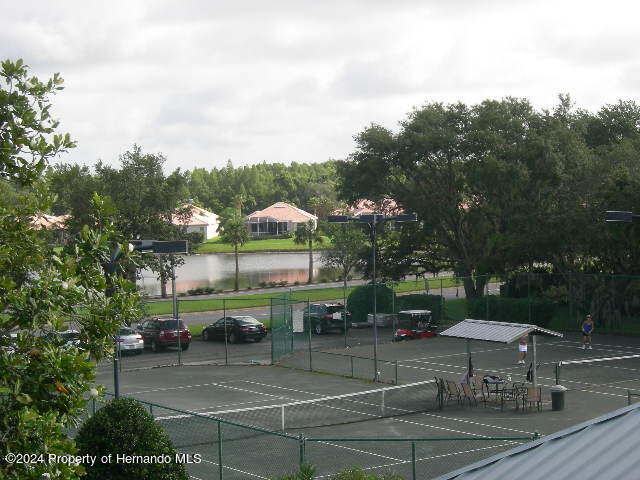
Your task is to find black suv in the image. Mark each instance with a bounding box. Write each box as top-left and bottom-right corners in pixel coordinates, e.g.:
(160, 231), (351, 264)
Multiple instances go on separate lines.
(136, 318), (191, 352)
(302, 303), (351, 334)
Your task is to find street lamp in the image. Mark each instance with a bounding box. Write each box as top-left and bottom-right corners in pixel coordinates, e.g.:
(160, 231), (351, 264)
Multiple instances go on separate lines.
(328, 213), (418, 382)
(108, 240), (188, 397)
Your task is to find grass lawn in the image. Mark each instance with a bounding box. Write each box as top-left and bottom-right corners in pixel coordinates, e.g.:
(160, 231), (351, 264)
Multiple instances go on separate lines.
(196, 236), (332, 253)
(144, 277), (464, 318)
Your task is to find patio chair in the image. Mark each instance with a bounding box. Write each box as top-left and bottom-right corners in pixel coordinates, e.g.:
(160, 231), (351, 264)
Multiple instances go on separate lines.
(500, 383), (525, 411)
(445, 380), (462, 405)
(522, 386), (542, 411)
(471, 374), (487, 403)
(460, 382), (480, 407)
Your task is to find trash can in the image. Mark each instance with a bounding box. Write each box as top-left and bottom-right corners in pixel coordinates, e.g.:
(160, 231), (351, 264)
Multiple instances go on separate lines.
(551, 385), (567, 411)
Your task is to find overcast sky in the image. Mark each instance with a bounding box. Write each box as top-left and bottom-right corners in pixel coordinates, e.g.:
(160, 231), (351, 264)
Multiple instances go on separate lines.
(4, 1), (640, 172)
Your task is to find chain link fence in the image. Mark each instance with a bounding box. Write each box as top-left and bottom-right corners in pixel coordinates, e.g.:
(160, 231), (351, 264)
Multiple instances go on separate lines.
(69, 394), (535, 480)
(448, 273), (640, 334)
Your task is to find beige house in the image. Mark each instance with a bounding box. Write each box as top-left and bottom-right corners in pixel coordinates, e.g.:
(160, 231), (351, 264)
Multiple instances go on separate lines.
(245, 202), (317, 237)
(172, 204), (219, 240)
(31, 213), (70, 244)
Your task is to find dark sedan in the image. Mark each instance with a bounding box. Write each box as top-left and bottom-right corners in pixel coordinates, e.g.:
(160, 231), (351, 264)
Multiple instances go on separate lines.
(202, 316), (267, 343)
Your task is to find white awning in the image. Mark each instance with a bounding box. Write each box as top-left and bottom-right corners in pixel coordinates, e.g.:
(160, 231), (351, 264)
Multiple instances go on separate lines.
(439, 319), (563, 344)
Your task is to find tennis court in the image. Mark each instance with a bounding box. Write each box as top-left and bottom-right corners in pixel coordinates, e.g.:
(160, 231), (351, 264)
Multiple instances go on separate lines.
(93, 329), (640, 480)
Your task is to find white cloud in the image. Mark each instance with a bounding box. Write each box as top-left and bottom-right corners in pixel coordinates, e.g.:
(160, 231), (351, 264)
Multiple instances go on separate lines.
(6, 0), (640, 173)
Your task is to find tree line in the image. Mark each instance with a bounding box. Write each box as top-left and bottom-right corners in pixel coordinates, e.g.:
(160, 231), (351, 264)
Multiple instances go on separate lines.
(336, 95), (640, 297)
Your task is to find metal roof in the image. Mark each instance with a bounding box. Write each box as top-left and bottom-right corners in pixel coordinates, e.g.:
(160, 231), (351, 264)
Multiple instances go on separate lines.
(439, 319), (563, 344)
(436, 402), (640, 480)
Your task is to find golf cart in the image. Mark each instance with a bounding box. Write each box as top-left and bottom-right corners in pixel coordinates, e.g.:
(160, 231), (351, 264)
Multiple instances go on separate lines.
(393, 310), (436, 341)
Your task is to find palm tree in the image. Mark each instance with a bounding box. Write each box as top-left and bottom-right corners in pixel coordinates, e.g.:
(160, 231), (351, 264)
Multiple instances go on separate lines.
(217, 209), (249, 291)
(294, 220), (324, 284)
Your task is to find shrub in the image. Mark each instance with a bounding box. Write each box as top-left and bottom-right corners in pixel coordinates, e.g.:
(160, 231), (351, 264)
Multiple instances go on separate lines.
(466, 296), (555, 328)
(75, 397), (189, 480)
(396, 294), (443, 320)
(347, 284), (396, 323)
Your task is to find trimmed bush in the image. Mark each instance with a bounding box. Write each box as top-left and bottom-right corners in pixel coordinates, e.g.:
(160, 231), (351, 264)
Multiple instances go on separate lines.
(75, 397), (189, 480)
(396, 294), (443, 320)
(467, 296), (555, 328)
(347, 284), (396, 323)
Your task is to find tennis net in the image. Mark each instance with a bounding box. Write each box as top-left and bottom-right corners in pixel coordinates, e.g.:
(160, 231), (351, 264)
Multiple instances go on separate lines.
(556, 354), (640, 390)
(156, 379), (437, 433)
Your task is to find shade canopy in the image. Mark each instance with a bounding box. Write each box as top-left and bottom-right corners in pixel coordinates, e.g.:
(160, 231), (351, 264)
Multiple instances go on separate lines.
(439, 319), (563, 344)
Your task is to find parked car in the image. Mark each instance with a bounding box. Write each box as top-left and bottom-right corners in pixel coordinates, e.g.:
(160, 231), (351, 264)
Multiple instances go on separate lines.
(0, 332), (17, 355)
(302, 303), (351, 334)
(136, 318), (191, 352)
(202, 316), (267, 343)
(116, 327), (144, 354)
(44, 329), (82, 348)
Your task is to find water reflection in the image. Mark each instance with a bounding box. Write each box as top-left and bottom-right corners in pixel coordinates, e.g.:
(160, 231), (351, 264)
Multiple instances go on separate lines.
(138, 252), (345, 296)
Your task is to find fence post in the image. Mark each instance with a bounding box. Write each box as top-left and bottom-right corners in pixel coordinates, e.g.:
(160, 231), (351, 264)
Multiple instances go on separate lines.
(628, 390), (632, 406)
(218, 421), (223, 480)
(527, 273), (532, 324)
(485, 275), (489, 320)
(307, 310), (313, 372)
(298, 433), (306, 468)
(149, 404), (153, 416)
(270, 297), (274, 364)
(223, 299), (228, 366)
(411, 441), (417, 480)
(395, 360), (399, 385)
(440, 278), (443, 325)
(555, 363), (560, 385)
(350, 355), (354, 378)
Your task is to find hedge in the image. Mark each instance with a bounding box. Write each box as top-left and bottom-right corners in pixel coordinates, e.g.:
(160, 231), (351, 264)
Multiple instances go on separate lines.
(466, 296), (556, 328)
(347, 284), (395, 323)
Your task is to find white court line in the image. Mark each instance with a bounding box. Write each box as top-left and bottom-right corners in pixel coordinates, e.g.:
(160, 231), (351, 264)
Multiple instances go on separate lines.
(197, 457), (268, 479)
(314, 442), (521, 479)
(126, 379), (242, 396)
(316, 441), (402, 462)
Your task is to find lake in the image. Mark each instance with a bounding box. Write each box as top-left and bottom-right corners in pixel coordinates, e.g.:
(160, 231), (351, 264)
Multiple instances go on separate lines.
(138, 252), (345, 296)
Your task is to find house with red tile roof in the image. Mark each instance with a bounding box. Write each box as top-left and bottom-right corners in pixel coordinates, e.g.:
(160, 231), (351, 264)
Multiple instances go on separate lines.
(245, 202), (317, 237)
(30, 214), (70, 244)
(172, 203), (219, 240)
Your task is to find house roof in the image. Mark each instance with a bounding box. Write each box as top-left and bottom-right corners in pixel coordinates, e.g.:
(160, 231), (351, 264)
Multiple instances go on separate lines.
(172, 204), (218, 227)
(439, 319), (563, 344)
(340, 198), (404, 217)
(31, 214), (70, 230)
(246, 202), (317, 223)
(436, 402), (640, 480)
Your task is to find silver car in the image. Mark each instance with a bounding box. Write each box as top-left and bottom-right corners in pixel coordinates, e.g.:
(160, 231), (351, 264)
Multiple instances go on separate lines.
(116, 327), (144, 354)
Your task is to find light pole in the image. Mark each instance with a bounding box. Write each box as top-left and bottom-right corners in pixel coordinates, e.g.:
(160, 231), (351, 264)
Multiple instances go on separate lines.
(108, 240), (188, 397)
(328, 213), (417, 382)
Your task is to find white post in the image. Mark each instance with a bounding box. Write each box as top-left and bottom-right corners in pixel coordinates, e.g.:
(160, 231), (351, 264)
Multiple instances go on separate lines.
(381, 390), (385, 415)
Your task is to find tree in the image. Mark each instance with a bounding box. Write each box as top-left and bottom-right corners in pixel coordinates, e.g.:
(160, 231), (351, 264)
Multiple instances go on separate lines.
(337, 98), (569, 297)
(217, 208), (249, 291)
(75, 397), (188, 480)
(322, 224), (366, 308)
(0, 59), (143, 480)
(0, 59), (75, 185)
(294, 220), (324, 284)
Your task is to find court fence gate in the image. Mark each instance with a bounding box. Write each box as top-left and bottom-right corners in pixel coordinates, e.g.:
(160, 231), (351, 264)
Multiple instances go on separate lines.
(71, 393), (537, 480)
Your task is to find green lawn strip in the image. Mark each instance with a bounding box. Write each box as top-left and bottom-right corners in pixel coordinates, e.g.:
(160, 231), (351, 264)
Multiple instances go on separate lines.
(144, 277), (467, 317)
(196, 236), (332, 253)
